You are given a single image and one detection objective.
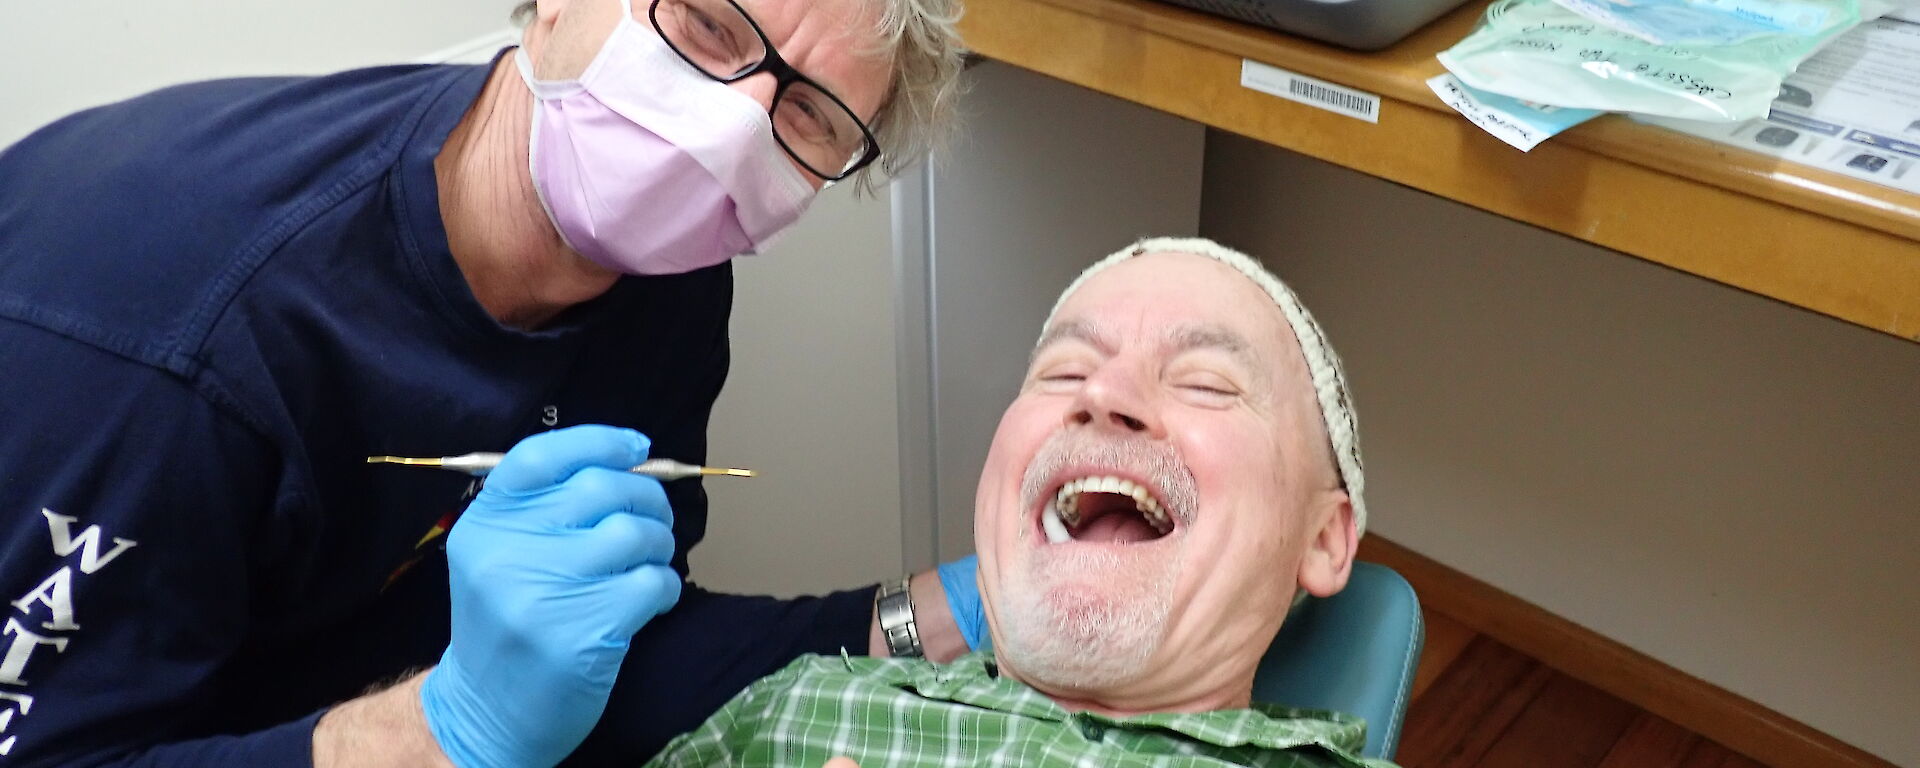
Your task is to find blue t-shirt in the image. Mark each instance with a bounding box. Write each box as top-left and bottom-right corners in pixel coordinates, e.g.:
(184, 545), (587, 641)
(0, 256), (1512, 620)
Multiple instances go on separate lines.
(0, 58), (871, 766)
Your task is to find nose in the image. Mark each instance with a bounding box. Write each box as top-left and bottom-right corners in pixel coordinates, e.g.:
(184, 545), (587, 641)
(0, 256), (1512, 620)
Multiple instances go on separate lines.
(1066, 365), (1164, 438)
(728, 72), (779, 112)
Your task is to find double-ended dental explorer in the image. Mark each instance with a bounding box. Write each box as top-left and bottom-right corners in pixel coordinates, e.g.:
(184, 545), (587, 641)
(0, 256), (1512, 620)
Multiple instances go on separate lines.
(366, 453), (756, 481)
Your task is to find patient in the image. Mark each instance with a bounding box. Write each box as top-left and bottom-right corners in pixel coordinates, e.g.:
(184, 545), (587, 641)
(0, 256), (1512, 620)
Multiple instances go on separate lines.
(646, 237), (1390, 768)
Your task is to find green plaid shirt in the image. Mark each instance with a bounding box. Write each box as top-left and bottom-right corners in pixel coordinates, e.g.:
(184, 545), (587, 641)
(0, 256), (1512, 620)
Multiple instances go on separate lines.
(645, 652), (1398, 768)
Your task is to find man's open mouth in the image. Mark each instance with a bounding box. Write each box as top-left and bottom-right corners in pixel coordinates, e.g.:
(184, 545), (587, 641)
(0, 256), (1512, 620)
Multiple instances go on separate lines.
(1040, 475), (1175, 544)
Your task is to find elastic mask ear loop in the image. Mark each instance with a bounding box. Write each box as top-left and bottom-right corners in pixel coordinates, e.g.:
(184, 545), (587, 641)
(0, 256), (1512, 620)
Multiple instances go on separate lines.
(513, 46), (538, 87)
(515, 46), (587, 100)
(511, 44), (578, 255)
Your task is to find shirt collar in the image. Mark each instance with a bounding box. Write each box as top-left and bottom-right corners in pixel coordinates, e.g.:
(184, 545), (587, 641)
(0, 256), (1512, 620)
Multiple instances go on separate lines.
(1114, 704), (1371, 755)
(863, 651), (1372, 755)
(867, 651), (1068, 722)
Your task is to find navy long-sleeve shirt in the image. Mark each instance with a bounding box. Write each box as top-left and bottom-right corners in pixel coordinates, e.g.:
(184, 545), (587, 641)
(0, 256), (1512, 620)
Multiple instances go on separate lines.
(0, 55), (872, 766)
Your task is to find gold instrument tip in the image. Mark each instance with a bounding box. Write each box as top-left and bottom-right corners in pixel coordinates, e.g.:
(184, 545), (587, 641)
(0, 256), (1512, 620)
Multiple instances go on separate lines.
(366, 456), (444, 466)
(702, 467), (757, 478)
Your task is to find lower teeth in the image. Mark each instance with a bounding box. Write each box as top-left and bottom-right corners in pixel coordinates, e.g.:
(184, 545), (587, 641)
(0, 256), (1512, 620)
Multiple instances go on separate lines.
(1042, 507), (1072, 543)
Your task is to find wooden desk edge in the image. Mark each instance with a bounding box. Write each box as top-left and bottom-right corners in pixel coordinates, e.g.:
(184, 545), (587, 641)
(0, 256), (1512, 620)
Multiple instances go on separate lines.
(958, 0), (1920, 343)
(1026, 0), (1920, 241)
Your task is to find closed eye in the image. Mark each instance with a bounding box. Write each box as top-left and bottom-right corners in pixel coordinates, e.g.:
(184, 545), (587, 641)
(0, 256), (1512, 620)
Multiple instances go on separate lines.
(1036, 372), (1087, 394)
(1030, 364), (1091, 393)
(1172, 372), (1243, 406)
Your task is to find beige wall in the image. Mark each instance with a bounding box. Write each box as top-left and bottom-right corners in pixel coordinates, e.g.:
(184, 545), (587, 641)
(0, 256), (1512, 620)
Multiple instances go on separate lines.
(692, 185), (906, 596)
(3, 1), (515, 146)
(1200, 131), (1920, 766)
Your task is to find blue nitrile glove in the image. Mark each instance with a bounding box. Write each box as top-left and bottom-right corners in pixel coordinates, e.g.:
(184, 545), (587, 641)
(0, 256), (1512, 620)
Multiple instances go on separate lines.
(420, 425), (682, 768)
(937, 554), (988, 651)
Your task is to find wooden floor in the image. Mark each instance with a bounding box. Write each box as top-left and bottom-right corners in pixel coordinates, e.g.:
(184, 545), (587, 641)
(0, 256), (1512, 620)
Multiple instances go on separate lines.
(1398, 608), (1770, 768)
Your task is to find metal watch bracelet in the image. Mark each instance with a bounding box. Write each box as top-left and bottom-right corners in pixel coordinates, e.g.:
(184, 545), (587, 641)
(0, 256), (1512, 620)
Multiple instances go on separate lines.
(875, 576), (923, 658)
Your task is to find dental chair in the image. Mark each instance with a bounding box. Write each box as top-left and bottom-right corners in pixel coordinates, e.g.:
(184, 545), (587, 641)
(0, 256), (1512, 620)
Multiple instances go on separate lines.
(1252, 561), (1423, 759)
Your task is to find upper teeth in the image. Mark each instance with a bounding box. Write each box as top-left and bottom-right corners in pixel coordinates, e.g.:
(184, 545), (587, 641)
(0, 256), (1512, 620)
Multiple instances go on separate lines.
(1043, 475), (1173, 544)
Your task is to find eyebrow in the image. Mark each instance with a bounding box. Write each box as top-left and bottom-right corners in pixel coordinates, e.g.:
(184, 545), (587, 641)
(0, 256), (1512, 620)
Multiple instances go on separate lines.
(801, 67), (855, 112)
(1031, 319), (1112, 366)
(1167, 323), (1265, 377)
(1031, 320), (1264, 374)
(1169, 323), (1249, 356)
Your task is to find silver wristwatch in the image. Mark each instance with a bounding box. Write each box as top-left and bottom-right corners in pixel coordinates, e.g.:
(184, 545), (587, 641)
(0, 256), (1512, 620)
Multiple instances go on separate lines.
(875, 577), (923, 658)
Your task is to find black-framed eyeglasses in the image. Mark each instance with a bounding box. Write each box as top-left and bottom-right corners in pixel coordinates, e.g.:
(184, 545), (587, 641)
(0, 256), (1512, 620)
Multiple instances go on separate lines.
(649, 0), (881, 181)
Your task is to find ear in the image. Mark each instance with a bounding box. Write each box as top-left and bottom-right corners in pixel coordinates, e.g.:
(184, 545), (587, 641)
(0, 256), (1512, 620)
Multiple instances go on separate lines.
(524, 0), (628, 80)
(536, 0), (571, 24)
(517, 0), (567, 62)
(1297, 490), (1356, 598)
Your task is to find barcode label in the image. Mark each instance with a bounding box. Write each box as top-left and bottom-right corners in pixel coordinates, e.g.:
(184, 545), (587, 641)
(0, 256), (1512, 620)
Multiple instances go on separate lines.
(1240, 60), (1380, 123)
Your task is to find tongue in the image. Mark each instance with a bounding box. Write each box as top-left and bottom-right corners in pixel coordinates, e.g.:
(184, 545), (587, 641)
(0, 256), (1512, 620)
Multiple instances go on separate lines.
(1074, 509), (1159, 543)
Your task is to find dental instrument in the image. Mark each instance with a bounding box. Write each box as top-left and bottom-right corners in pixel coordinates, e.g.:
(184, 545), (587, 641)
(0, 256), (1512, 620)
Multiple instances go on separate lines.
(366, 453), (756, 480)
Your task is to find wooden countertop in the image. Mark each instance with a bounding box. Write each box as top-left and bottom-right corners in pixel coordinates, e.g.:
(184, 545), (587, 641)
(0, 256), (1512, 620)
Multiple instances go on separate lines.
(958, 0), (1920, 342)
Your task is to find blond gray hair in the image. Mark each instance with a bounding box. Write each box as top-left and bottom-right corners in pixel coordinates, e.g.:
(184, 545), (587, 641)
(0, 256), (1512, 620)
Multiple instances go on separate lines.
(510, 0), (965, 194)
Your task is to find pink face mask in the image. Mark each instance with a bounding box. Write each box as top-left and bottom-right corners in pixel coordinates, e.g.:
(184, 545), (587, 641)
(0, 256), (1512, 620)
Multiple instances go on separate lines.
(516, 0), (817, 276)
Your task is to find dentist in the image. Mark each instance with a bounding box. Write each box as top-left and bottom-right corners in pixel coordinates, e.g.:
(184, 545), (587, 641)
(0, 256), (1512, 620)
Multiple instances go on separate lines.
(0, 0), (972, 766)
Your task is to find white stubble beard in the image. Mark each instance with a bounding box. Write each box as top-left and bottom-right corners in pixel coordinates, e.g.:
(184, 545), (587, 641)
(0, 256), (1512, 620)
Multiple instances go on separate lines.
(994, 530), (1183, 692)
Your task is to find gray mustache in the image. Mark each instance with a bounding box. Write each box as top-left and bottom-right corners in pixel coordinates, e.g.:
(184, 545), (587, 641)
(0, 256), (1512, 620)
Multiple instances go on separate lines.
(1019, 431), (1198, 525)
